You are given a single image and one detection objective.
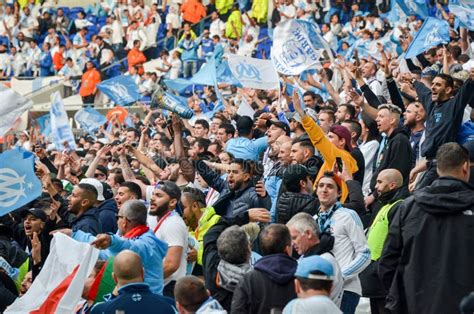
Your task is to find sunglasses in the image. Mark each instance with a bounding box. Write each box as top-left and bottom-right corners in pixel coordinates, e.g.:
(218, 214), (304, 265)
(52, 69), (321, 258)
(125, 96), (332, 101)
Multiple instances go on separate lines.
(94, 172), (106, 178)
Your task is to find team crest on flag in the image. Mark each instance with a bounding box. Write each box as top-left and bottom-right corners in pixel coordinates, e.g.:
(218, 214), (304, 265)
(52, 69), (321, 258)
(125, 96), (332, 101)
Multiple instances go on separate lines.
(227, 55), (279, 90)
(0, 149), (42, 216)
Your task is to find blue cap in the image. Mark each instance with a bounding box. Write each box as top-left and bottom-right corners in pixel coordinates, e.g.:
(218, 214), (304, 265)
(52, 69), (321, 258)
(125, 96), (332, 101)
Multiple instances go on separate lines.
(295, 256), (334, 280)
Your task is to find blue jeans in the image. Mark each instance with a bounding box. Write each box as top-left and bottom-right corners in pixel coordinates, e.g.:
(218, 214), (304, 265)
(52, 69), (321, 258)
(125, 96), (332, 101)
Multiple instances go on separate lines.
(341, 291), (360, 314)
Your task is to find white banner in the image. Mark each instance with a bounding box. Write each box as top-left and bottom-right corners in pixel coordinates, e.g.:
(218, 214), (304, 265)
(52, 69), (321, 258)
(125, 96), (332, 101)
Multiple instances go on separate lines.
(6, 233), (99, 314)
(271, 20), (331, 75)
(0, 85), (33, 137)
(50, 91), (77, 150)
(227, 55), (280, 90)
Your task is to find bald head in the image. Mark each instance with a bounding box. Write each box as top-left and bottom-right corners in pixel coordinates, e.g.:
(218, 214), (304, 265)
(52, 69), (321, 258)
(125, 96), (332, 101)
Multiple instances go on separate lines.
(375, 169), (403, 196)
(113, 250), (144, 285)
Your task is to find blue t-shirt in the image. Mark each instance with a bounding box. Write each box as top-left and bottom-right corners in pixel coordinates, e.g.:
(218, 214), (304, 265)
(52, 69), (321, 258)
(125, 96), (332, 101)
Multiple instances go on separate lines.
(225, 136), (268, 161)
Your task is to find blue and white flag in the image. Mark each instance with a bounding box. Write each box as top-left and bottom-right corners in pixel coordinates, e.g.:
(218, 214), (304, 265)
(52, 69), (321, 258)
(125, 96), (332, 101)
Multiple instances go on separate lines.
(50, 92), (77, 150)
(271, 20), (331, 75)
(449, 2), (474, 31)
(227, 55), (279, 90)
(0, 85), (33, 137)
(97, 75), (141, 106)
(0, 149), (42, 216)
(74, 107), (107, 135)
(396, 0), (428, 18)
(36, 114), (51, 137)
(405, 17), (450, 59)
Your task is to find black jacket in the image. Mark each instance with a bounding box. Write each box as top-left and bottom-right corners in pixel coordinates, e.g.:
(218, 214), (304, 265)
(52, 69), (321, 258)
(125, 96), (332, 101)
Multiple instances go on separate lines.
(370, 127), (413, 192)
(351, 147), (366, 185)
(414, 79), (474, 159)
(90, 283), (175, 314)
(97, 199), (118, 234)
(0, 233), (28, 312)
(203, 217), (251, 312)
(196, 159), (272, 220)
(275, 192), (318, 224)
(231, 253), (297, 314)
(378, 177), (474, 314)
(71, 207), (101, 236)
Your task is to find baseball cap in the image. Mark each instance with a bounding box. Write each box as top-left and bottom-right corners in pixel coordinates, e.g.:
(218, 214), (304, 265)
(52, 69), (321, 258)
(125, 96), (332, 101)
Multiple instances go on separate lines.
(21, 208), (47, 222)
(283, 165), (317, 187)
(329, 125), (352, 152)
(102, 182), (114, 200)
(80, 178), (105, 201)
(266, 120), (291, 136)
(155, 180), (181, 201)
(295, 255), (334, 280)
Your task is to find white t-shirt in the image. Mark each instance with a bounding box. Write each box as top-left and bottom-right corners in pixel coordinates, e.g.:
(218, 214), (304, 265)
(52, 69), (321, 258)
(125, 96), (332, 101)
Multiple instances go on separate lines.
(166, 12), (181, 30)
(316, 207), (370, 295)
(283, 295), (342, 314)
(209, 19), (225, 38)
(279, 4), (296, 23)
(168, 57), (181, 79)
(154, 211), (188, 286)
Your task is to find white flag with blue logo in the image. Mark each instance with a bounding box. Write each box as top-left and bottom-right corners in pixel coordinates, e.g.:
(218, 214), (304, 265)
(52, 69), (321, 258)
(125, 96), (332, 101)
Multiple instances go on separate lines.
(0, 149), (42, 216)
(50, 92), (77, 150)
(0, 85), (33, 137)
(97, 75), (141, 106)
(405, 17), (450, 59)
(227, 55), (279, 90)
(271, 20), (332, 75)
(449, 1), (474, 31)
(74, 107), (107, 136)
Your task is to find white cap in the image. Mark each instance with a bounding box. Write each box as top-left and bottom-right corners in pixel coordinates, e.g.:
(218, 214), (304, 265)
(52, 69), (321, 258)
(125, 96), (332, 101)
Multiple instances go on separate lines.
(80, 178), (105, 201)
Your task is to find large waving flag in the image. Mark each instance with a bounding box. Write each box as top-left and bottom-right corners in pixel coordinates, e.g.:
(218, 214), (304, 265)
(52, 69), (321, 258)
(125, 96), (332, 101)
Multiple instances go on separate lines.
(74, 107), (107, 136)
(271, 19), (332, 75)
(396, 0), (428, 18)
(6, 233), (99, 314)
(449, 1), (474, 31)
(0, 85), (33, 137)
(405, 17), (450, 59)
(0, 149), (42, 216)
(50, 92), (77, 150)
(227, 55), (279, 90)
(97, 75), (141, 106)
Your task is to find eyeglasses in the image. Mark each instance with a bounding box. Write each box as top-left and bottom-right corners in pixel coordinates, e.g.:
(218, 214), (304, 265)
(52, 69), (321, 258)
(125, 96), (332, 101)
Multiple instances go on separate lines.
(94, 172), (106, 178)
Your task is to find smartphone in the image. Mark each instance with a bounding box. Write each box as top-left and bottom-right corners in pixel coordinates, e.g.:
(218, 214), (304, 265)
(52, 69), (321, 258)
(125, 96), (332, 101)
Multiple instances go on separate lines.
(335, 157), (343, 172)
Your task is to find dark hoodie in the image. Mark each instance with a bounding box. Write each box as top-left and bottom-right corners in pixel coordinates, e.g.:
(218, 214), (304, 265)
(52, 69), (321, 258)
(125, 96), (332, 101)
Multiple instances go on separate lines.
(379, 177), (474, 314)
(370, 127), (413, 192)
(231, 253), (297, 314)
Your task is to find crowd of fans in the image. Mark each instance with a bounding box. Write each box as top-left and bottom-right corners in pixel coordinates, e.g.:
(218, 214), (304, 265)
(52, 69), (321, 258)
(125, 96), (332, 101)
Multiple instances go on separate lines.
(1, 0), (474, 313)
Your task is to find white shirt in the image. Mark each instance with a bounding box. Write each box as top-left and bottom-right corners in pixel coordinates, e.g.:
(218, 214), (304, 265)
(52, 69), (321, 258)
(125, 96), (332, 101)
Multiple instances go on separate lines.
(359, 140), (380, 196)
(364, 76), (383, 97)
(279, 4), (296, 23)
(126, 28), (147, 50)
(166, 12), (181, 30)
(168, 57), (181, 79)
(209, 19), (225, 38)
(315, 207), (370, 295)
(154, 212), (188, 286)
